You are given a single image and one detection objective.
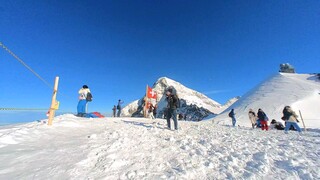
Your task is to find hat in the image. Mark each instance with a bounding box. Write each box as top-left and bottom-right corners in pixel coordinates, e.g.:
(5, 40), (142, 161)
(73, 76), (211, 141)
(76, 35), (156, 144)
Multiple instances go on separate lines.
(83, 85), (88, 89)
(167, 88), (173, 93)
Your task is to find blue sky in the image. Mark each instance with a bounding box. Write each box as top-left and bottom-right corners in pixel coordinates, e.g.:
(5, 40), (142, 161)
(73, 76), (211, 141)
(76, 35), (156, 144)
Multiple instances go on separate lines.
(1, 0), (319, 117)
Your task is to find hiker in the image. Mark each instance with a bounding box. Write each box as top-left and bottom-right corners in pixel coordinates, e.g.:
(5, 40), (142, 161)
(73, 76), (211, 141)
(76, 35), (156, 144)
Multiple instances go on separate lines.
(228, 109), (236, 127)
(257, 109), (269, 131)
(153, 104), (157, 119)
(117, 99), (124, 117)
(77, 85), (91, 117)
(248, 109), (257, 129)
(270, 119), (285, 130)
(165, 88), (179, 130)
(282, 106), (302, 133)
(112, 105), (117, 117)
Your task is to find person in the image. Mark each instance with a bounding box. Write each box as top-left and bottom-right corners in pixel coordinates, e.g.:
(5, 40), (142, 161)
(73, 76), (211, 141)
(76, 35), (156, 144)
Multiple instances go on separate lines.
(248, 109), (257, 129)
(257, 109), (269, 131)
(148, 104), (155, 119)
(112, 105), (117, 117)
(165, 88), (178, 130)
(228, 109), (236, 127)
(282, 106), (302, 133)
(270, 119), (285, 130)
(77, 85), (91, 117)
(117, 99), (124, 117)
(153, 104), (157, 119)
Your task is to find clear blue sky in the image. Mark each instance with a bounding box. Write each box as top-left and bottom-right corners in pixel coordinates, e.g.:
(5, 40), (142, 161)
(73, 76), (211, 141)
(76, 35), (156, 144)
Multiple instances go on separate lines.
(1, 0), (319, 115)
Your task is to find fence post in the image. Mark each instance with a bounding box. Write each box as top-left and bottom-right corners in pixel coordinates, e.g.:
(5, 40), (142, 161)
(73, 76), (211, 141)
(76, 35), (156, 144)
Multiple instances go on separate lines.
(48, 76), (59, 126)
(299, 110), (306, 132)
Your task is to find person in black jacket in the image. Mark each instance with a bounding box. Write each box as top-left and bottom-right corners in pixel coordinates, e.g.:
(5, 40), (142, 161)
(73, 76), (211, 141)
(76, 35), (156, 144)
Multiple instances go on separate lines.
(257, 109), (269, 131)
(165, 88), (178, 130)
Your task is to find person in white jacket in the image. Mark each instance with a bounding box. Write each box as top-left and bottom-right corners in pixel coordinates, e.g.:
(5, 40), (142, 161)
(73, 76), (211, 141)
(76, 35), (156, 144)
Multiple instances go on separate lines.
(248, 109), (257, 129)
(77, 85), (91, 117)
(282, 106), (302, 133)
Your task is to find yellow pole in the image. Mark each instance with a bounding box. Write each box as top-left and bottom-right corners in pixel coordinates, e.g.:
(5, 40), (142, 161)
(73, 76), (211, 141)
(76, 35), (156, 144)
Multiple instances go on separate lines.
(48, 76), (59, 126)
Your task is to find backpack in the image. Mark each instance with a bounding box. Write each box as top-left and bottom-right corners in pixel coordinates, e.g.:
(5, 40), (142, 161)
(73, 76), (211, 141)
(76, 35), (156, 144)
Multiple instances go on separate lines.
(117, 105), (120, 109)
(174, 95), (180, 108)
(86, 92), (93, 102)
(228, 112), (232, 117)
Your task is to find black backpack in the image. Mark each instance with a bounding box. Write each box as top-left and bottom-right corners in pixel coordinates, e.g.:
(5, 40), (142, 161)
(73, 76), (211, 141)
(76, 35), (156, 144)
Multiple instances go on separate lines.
(86, 92), (93, 102)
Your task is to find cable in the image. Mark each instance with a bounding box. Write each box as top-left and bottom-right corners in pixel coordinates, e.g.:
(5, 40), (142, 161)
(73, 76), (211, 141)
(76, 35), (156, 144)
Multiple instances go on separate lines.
(0, 42), (52, 89)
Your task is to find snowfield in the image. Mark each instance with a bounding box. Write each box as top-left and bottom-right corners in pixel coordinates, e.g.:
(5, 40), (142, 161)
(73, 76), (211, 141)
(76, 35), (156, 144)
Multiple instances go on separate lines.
(0, 114), (319, 179)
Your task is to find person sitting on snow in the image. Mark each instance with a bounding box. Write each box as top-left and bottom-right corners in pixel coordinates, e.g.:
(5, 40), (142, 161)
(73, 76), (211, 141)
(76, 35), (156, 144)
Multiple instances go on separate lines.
(270, 119), (285, 130)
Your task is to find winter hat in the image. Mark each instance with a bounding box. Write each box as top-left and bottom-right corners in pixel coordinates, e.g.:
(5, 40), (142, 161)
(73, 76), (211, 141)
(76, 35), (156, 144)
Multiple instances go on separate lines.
(83, 85), (88, 89)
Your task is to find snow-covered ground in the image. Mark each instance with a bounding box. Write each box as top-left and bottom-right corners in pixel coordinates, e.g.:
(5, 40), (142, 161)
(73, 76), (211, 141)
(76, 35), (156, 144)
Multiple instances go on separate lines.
(1, 114), (319, 179)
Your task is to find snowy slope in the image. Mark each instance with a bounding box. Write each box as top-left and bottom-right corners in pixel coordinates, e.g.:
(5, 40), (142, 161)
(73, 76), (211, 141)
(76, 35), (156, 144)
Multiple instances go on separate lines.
(0, 115), (319, 179)
(213, 73), (320, 128)
(122, 77), (233, 120)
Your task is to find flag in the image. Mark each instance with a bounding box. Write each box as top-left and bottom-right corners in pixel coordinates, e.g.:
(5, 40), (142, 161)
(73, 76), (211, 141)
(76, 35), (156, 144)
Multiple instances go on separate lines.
(147, 86), (157, 99)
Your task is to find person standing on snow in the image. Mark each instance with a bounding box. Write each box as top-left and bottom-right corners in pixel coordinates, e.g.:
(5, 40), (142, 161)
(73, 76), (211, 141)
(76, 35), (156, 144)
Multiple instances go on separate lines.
(248, 109), (257, 129)
(117, 99), (124, 117)
(257, 108), (269, 131)
(228, 109), (236, 127)
(77, 85), (91, 117)
(112, 105), (117, 117)
(282, 106), (302, 133)
(165, 88), (178, 130)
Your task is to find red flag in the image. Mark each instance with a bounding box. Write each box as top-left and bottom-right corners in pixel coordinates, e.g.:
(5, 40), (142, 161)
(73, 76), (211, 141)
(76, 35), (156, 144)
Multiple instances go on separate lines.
(147, 86), (157, 99)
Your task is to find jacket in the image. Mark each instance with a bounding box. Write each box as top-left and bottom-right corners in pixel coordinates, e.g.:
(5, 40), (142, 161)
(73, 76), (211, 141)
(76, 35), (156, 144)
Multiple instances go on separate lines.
(283, 108), (299, 123)
(78, 88), (91, 100)
(166, 95), (178, 110)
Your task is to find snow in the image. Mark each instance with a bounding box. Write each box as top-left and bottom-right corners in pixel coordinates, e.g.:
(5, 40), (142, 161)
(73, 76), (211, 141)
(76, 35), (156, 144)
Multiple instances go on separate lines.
(213, 73), (320, 128)
(0, 114), (320, 179)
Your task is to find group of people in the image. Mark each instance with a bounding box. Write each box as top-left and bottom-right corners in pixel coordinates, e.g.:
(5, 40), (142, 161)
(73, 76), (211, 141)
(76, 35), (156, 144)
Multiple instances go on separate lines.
(229, 106), (302, 133)
(77, 84), (302, 134)
(112, 100), (124, 117)
(76, 85), (180, 131)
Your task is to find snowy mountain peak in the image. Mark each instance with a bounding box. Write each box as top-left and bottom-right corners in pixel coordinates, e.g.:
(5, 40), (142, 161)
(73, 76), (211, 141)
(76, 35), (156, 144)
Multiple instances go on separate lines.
(122, 77), (235, 120)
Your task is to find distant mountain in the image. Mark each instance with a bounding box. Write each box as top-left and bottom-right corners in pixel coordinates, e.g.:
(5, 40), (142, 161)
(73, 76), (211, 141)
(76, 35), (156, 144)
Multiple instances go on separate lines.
(121, 77), (236, 121)
(213, 73), (320, 128)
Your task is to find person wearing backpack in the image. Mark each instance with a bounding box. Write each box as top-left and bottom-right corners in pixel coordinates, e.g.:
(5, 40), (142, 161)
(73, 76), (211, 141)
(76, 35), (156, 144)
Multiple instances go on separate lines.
(77, 85), (91, 117)
(257, 108), (269, 131)
(228, 109), (236, 127)
(165, 88), (179, 130)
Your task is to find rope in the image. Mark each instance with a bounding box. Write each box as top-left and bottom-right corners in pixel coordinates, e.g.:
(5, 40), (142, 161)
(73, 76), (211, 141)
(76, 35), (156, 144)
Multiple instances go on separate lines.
(0, 42), (52, 89)
(0, 108), (48, 111)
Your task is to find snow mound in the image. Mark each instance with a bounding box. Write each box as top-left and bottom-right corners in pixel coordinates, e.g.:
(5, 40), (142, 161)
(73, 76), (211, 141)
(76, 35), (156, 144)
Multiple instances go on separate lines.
(213, 73), (320, 128)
